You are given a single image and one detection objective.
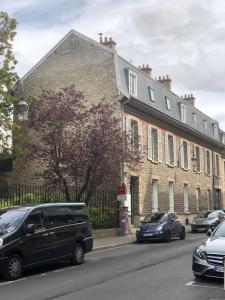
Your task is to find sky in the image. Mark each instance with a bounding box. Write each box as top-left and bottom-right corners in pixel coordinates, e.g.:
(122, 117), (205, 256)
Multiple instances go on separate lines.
(2, 0), (225, 130)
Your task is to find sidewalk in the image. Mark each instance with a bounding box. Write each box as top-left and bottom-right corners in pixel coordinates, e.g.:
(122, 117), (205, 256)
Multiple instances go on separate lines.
(93, 234), (136, 251)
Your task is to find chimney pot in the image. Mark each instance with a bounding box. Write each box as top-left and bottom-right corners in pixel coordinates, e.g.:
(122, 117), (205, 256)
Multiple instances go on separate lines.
(157, 74), (172, 90)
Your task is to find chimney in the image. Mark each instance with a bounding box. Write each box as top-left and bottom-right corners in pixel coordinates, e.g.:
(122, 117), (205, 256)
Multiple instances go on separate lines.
(138, 64), (152, 77)
(157, 75), (172, 90)
(181, 94), (195, 106)
(100, 35), (116, 51)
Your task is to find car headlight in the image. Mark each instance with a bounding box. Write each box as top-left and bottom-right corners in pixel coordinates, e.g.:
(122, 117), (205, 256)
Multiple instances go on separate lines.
(136, 228), (141, 232)
(157, 226), (163, 231)
(194, 248), (205, 260)
(0, 238), (3, 247)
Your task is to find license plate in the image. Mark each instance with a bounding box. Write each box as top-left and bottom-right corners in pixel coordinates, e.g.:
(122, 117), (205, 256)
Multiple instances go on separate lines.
(214, 266), (224, 272)
(143, 233), (154, 237)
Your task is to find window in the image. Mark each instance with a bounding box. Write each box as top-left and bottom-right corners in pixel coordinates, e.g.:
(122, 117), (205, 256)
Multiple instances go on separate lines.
(152, 128), (158, 161)
(195, 146), (200, 172)
(148, 126), (162, 162)
(168, 134), (174, 165)
(165, 96), (171, 110)
(192, 113), (197, 123)
(130, 119), (139, 150)
(180, 103), (186, 123)
(183, 141), (188, 169)
(196, 188), (200, 212)
(148, 87), (155, 102)
(222, 135), (225, 144)
(205, 150), (211, 175)
(203, 120), (207, 132)
(128, 70), (137, 97)
(215, 154), (220, 177)
(46, 206), (71, 227)
(213, 123), (219, 140)
(26, 209), (44, 231)
(152, 180), (158, 212)
(207, 190), (211, 210)
(169, 182), (174, 212)
(183, 184), (189, 212)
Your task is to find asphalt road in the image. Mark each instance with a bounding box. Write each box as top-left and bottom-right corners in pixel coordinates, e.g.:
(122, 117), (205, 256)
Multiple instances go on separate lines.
(0, 233), (225, 300)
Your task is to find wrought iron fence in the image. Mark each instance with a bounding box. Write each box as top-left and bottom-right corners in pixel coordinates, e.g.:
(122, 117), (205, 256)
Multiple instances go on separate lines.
(0, 185), (119, 230)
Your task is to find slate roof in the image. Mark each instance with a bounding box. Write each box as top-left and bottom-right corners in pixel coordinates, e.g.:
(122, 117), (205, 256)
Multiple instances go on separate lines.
(115, 55), (224, 144)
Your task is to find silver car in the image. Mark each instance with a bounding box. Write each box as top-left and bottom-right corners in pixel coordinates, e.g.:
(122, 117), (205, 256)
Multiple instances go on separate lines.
(192, 220), (225, 278)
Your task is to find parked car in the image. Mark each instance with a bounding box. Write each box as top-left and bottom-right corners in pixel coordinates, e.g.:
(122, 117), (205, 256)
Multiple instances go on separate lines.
(136, 212), (185, 243)
(192, 220), (225, 279)
(191, 210), (225, 233)
(0, 203), (93, 280)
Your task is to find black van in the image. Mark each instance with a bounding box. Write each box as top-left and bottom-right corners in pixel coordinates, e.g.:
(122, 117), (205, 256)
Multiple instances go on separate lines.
(0, 203), (93, 280)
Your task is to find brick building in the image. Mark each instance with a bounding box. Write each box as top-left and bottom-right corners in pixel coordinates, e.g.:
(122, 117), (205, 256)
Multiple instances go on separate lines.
(1, 30), (225, 225)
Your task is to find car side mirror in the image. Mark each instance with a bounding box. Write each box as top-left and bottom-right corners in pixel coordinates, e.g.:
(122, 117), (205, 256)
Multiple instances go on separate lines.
(206, 229), (212, 237)
(26, 224), (35, 234)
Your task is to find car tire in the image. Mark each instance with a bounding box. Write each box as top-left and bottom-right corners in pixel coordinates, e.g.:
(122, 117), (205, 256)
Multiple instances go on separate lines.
(180, 228), (186, 240)
(163, 230), (172, 243)
(70, 243), (85, 265)
(4, 254), (23, 281)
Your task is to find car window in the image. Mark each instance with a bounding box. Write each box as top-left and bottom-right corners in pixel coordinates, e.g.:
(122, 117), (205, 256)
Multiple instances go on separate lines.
(68, 205), (87, 224)
(214, 222), (225, 238)
(26, 209), (44, 231)
(196, 211), (212, 218)
(142, 213), (168, 223)
(45, 206), (71, 228)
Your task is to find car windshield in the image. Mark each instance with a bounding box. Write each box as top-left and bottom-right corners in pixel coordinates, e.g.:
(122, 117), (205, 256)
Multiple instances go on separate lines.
(207, 211), (221, 219)
(214, 222), (225, 238)
(142, 213), (168, 224)
(0, 209), (28, 232)
(196, 211), (213, 218)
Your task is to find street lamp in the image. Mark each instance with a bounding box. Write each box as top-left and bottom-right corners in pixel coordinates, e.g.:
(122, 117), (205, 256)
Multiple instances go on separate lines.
(17, 100), (29, 122)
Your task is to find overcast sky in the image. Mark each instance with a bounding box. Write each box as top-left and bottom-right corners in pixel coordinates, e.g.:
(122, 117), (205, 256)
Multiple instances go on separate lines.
(2, 0), (225, 130)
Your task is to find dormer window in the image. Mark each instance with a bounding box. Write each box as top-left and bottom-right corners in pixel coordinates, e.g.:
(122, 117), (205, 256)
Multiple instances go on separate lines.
(203, 120), (207, 132)
(213, 123), (219, 140)
(148, 87), (155, 102)
(222, 134), (225, 144)
(192, 113), (197, 123)
(180, 103), (186, 123)
(165, 96), (171, 110)
(128, 70), (137, 97)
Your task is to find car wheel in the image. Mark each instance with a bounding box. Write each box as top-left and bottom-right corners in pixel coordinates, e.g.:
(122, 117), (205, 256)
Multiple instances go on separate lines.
(180, 228), (186, 240)
(4, 254), (23, 281)
(70, 243), (85, 265)
(163, 230), (172, 242)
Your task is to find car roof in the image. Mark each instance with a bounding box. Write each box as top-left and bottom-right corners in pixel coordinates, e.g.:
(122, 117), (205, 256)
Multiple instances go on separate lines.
(1, 203), (87, 212)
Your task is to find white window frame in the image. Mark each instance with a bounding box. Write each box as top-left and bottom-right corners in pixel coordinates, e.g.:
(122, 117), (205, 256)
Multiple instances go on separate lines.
(183, 184), (189, 213)
(213, 123), (219, 140)
(180, 103), (186, 123)
(152, 179), (158, 212)
(128, 70), (137, 97)
(205, 149), (211, 175)
(165, 96), (171, 110)
(148, 87), (155, 102)
(192, 113), (197, 123)
(203, 120), (207, 132)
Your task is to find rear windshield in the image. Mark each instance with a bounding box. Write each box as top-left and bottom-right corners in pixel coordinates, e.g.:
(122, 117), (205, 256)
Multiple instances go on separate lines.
(196, 211), (213, 218)
(0, 209), (27, 232)
(142, 213), (168, 224)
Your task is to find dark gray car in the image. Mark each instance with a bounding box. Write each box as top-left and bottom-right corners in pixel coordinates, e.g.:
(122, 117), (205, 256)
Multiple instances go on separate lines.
(192, 220), (225, 278)
(191, 210), (225, 233)
(136, 212), (185, 243)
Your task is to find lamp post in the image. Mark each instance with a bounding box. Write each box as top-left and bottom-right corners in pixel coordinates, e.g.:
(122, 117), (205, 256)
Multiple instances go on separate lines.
(17, 100), (29, 122)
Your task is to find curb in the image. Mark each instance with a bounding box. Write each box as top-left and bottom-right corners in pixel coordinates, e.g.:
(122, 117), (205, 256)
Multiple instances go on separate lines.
(93, 240), (136, 252)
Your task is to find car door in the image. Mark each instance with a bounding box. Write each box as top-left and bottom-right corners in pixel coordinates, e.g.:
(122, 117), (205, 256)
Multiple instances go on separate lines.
(20, 208), (52, 266)
(168, 213), (177, 236)
(45, 206), (74, 259)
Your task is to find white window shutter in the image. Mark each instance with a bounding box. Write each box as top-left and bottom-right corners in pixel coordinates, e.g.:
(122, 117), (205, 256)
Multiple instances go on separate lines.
(188, 143), (192, 170)
(148, 126), (152, 160)
(173, 136), (177, 167)
(158, 129), (162, 163)
(180, 139), (184, 168)
(165, 132), (169, 164)
(199, 147), (203, 173)
(138, 122), (142, 153)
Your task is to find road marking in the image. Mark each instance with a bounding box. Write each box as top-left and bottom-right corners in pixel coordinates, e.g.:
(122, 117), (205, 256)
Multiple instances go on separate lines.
(185, 281), (221, 289)
(0, 277), (26, 286)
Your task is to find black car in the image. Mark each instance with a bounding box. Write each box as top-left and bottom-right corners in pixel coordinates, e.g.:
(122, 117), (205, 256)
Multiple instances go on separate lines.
(191, 210), (225, 233)
(193, 220), (225, 279)
(0, 203), (93, 280)
(136, 212), (185, 243)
